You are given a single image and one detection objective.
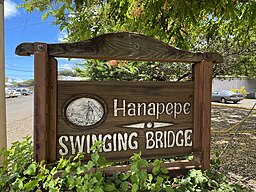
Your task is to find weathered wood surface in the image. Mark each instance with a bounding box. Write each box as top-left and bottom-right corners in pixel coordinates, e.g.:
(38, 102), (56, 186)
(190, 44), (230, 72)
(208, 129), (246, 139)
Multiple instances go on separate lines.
(57, 81), (194, 162)
(34, 43), (48, 162)
(47, 57), (57, 163)
(15, 32), (223, 63)
(192, 62), (202, 164)
(200, 60), (212, 170)
(192, 60), (212, 170)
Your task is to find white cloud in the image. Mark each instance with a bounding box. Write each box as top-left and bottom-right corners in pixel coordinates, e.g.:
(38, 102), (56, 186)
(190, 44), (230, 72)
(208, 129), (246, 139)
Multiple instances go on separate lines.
(57, 30), (68, 42)
(58, 63), (74, 70)
(4, 0), (19, 19)
(8, 77), (30, 83)
(57, 58), (83, 62)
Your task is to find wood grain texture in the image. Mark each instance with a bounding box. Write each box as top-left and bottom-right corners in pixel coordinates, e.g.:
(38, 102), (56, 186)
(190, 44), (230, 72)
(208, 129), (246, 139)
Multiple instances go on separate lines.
(192, 62), (203, 163)
(15, 32), (223, 63)
(47, 57), (57, 163)
(201, 60), (212, 170)
(34, 43), (48, 162)
(191, 61), (212, 170)
(57, 81), (194, 161)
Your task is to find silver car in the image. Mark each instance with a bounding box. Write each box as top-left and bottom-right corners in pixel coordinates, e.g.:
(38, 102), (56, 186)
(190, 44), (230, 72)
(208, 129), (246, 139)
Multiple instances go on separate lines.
(212, 90), (244, 104)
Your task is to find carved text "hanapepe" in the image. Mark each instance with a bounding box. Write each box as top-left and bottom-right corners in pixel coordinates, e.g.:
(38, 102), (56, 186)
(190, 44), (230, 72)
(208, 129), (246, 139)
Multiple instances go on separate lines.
(113, 99), (191, 119)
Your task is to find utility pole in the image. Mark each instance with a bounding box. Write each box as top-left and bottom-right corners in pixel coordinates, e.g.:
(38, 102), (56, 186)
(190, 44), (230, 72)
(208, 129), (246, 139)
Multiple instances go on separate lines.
(0, 0), (7, 165)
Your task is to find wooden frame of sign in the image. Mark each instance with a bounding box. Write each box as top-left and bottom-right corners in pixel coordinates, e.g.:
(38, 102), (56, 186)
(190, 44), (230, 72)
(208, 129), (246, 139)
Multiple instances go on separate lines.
(15, 32), (223, 176)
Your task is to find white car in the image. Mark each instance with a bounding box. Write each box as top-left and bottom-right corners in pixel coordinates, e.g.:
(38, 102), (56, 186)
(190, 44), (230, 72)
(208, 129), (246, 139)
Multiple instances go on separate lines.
(9, 90), (21, 98)
(5, 88), (11, 98)
(15, 88), (31, 96)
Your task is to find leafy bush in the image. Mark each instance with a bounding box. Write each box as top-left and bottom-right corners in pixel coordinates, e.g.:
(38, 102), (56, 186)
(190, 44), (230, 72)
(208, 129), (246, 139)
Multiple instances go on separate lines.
(74, 60), (191, 81)
(0, 137), (252, 191)
(230, 86), (249, 97)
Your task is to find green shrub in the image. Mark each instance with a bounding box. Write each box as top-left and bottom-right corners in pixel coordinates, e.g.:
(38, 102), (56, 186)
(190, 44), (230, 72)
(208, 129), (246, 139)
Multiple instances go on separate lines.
(74, 60), (191, 81)
(0, 137), (252, 191)
(230, 86), (249, 97)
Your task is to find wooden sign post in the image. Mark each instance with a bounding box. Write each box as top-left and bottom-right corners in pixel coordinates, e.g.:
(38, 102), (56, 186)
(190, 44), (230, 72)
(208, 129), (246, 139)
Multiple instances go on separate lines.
(15, 32), (222, 175)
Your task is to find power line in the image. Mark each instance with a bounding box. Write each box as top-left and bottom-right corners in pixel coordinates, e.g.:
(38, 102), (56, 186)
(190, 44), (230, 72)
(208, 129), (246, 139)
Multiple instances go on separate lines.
(6, 57), (30, 60)
(5, 20), (53, 31)
(6, 74), (34, 78)
(21, 12), (30, 37)
(6, 68), (33, 72)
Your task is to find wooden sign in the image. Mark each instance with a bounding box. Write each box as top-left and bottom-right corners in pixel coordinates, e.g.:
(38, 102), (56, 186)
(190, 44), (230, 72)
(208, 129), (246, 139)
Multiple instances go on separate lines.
(15, 32), (223, 175)
(57, 81), (194, 161)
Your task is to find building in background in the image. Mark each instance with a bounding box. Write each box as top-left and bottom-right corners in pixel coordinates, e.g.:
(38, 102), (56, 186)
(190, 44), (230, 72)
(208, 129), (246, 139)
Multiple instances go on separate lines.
(212, 76), (256, 98)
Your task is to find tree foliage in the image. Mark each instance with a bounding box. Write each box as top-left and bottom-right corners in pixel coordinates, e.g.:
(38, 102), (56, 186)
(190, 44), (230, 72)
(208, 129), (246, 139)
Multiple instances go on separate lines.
(19, 0), (256, 79)
(18, 79), (34, 87)
(58, 69), (78, 77)
(74, 60), (191, 81)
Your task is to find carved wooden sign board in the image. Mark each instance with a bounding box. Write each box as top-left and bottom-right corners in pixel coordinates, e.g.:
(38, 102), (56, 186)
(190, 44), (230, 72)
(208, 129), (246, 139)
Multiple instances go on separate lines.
(58, 81), (193, 161)
(15, 32), (223, 175)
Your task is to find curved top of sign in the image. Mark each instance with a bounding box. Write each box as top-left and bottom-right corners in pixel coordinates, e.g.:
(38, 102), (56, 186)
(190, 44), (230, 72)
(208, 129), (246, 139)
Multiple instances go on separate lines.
(15, 32), (223, 63)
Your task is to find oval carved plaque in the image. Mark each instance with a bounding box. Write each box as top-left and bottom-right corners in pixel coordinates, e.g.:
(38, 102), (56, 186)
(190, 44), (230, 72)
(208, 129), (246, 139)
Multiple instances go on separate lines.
(65, 96), (105, 127)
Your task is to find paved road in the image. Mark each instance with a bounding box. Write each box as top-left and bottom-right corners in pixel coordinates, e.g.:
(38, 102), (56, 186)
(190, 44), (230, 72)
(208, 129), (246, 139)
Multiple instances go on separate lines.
(212, 99), (256, 110)
(6, 95), (33, 147)
(6, 95), (33, 123)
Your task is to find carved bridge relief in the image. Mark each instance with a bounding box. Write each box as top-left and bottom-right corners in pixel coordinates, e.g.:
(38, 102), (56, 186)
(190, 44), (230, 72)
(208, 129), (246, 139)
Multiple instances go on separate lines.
(65, 96), (105, 127)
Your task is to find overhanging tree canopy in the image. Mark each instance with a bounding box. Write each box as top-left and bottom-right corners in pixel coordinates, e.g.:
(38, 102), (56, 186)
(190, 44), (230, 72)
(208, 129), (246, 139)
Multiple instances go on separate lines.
(19, 0), (256, 78)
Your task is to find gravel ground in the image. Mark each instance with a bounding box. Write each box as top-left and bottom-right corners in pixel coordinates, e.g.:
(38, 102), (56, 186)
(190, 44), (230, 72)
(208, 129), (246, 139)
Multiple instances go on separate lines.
(7, 115), (33, 147)
(211, 104), (256, 191)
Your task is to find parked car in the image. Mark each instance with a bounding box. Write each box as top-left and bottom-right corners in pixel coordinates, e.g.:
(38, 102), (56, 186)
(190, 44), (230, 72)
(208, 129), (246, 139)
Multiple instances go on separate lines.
(212, 90), (244, 104)
(9, 90), (21, 98)
(15, 88), (31, 96)
(5, 88), (11, 98)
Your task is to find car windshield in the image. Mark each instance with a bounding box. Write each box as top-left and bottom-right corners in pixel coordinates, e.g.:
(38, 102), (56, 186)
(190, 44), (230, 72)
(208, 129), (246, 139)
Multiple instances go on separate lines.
(222, 90), (237, 95)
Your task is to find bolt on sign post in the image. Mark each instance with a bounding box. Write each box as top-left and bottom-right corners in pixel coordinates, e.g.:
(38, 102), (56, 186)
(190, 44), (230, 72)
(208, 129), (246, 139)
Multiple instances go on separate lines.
(15, 32), (223, 176)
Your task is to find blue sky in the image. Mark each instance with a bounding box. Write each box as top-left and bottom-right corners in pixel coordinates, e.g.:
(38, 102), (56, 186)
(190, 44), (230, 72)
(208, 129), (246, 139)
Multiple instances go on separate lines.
(4, 0), (80, 82)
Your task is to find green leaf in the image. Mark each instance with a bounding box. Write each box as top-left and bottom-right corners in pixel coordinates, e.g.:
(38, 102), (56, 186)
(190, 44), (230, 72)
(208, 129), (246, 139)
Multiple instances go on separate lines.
(131, 174), (138, 184)
(120, 181), (129, 191)
(138, 159), (148, 168)
(24, 163), (37, 175)
(121, 173), (130, 181)
(131, 164), (138, 172)
(24, 180), (38, 191)
(94, 187), (104, 192)
(91, 153), (100, 164)
(77, 165), (86, 175)
(152, 166), (160, 175)
(148, 173), (153, 183)
(13, 178), (23, 190)
(105, 183), (117, 191)
(98, 156), (107, 166)
(156, 176), (163, 185)
(131, 183), (138, 192)
(166, 185), (174, 192)
(87, 160), (95, 170)
(57, 158), (68, 169)
(139, 170), (148, 181)
(198, 175), (208, 183)
(94, 170), (103, 181)
(189, 169), (198, 177)
(161, 167), (169, 174)
(50, 167), (57, 175)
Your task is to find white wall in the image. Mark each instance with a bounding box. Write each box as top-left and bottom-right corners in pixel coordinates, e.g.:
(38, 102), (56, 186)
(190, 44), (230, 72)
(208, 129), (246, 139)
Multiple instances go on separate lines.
(212, 77), (256, 97)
